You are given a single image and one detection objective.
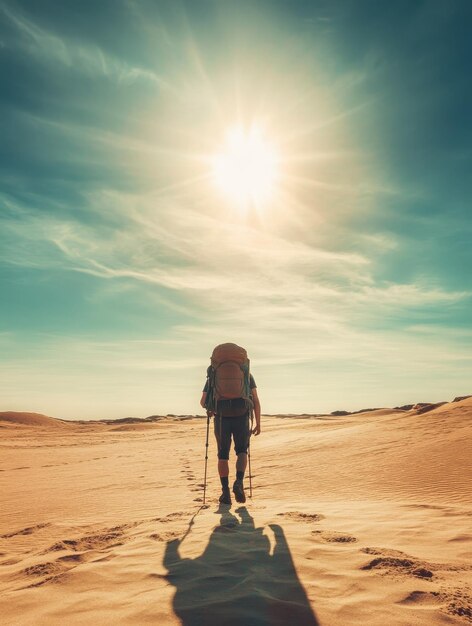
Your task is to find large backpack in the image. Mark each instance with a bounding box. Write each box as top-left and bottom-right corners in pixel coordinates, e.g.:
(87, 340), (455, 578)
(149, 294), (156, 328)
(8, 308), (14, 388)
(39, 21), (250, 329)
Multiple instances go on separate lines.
(205, 343), (253, 416)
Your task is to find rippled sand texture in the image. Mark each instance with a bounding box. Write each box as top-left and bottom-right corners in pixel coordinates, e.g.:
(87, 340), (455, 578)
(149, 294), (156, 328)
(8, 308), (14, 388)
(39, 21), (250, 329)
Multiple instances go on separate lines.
(1, 398), (471, 625)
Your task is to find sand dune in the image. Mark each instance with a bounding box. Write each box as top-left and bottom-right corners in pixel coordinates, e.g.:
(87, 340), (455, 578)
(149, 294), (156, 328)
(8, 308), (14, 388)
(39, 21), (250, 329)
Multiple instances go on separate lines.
(1, 399), (471, 625)
(0, 411), (71, 428)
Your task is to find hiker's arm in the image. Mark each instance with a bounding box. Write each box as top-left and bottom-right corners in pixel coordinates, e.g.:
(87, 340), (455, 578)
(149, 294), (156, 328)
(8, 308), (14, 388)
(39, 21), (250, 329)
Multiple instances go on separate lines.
(252, 388), (261, 435)
(201, 392), (214, 417)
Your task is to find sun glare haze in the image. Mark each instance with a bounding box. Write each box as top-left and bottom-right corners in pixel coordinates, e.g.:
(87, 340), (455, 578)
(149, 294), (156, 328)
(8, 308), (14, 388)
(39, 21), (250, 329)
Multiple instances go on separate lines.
(212, 125), (279, 210)
(0, 1), (471, 419)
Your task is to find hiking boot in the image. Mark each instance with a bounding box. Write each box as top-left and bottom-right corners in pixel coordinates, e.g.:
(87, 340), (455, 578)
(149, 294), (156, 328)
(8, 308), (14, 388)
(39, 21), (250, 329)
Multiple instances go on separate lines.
(232, 479), (246, 503)
(219, 487), (232, 505)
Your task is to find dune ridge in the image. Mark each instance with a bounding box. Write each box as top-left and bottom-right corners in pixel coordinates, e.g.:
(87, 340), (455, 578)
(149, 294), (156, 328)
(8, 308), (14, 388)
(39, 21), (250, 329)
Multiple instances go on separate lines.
(2, 393), (470, 427)
(0, 411), (71, 428)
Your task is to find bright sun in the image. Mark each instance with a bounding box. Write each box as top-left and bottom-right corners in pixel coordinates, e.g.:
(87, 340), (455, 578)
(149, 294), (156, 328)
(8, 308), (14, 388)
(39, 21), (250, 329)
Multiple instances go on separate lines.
(212, 125), (279, 208)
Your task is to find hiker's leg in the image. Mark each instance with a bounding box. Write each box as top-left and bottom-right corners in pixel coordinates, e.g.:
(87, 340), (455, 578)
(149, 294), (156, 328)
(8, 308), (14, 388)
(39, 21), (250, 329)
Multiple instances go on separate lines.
(214, 416), (232, 503)
(233, 414), (250, 477)
(218, 459), (229, 477)
(232, 416), (249, 503)
(214, 416), (231, 476)
(236, 452), (247, 473)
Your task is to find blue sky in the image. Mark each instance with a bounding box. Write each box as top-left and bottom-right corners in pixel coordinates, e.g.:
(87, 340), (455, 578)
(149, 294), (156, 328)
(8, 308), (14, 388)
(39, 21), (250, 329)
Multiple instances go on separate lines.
(1, 0), (471, 419)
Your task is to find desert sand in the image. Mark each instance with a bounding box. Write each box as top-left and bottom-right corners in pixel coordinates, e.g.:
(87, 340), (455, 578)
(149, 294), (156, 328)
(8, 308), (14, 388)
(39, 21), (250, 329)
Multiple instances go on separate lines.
(1, 398), (471, 625)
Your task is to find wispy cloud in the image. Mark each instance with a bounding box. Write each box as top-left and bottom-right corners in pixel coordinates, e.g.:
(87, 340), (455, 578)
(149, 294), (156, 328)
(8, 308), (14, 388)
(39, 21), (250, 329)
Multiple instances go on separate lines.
(2, 189), (468, 340)
(1, 2), (171, 88)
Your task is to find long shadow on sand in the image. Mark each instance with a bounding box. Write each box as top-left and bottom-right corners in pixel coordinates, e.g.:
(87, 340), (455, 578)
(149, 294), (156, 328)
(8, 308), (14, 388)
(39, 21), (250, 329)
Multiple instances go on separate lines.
(163, 506), (319, 626)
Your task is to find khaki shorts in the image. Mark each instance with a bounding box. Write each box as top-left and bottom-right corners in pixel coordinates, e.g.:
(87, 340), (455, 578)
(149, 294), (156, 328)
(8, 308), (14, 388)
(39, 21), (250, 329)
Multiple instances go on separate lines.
(214, 414), (250, 460)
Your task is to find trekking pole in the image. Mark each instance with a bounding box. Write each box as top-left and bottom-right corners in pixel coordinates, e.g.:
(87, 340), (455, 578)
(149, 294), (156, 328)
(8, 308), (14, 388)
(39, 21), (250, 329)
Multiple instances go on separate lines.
(248, 409), (254, 498)
(203, 411), (210, 505)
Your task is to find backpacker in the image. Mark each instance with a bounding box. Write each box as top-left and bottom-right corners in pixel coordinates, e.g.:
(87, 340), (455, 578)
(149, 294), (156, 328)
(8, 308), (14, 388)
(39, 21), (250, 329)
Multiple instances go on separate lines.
(205, 343), (253, 417)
